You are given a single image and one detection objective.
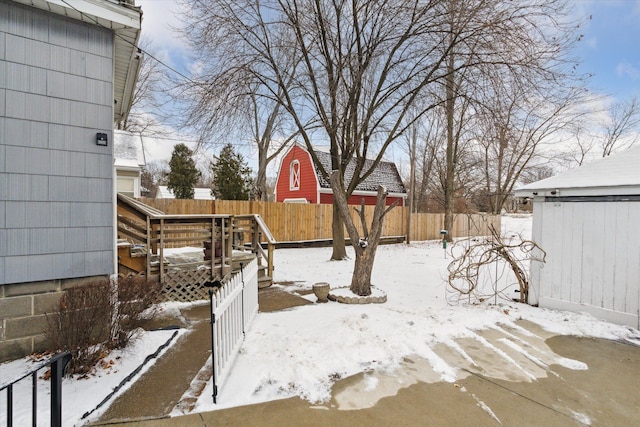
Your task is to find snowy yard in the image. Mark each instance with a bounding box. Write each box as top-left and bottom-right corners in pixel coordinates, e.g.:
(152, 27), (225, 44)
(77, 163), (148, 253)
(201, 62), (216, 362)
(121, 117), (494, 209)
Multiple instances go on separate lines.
(1, 215), (638, 425)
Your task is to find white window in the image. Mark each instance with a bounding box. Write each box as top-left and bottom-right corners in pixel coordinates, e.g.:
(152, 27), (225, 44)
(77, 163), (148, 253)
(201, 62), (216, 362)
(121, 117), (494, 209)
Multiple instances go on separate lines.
(290, 160), (300, 190)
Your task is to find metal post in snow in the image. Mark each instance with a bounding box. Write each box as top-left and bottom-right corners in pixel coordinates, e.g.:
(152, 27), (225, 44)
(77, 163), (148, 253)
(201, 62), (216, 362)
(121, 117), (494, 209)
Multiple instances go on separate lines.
(440, 229), (448, 259)
(240, 262), (245, 336)
(205, 280), (222, 404)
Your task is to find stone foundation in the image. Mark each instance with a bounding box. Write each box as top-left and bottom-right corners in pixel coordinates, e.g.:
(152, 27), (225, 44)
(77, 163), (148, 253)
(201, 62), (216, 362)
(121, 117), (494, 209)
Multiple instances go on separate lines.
(0, 276), (108, 362)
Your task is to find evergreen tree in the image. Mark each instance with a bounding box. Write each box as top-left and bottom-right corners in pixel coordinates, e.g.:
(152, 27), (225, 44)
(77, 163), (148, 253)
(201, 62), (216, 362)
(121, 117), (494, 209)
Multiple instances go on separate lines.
(210, 144), (253, 200)
(167, 143), (201, 199)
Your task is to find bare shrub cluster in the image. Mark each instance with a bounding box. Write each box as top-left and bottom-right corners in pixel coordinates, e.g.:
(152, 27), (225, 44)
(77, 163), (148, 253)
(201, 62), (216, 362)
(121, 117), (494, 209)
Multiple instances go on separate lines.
(45, 275), (162, 375)
(446, 225), (546, 305)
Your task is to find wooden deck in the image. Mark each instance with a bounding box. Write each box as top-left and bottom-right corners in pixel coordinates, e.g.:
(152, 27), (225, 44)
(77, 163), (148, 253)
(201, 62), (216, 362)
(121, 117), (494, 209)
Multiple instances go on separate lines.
(116, 194), (276, 301)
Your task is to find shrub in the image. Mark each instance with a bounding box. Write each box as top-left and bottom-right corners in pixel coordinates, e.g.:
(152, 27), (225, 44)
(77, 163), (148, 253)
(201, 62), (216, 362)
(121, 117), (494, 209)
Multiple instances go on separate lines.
(45, 280), (113, 375)
(111, 275), (163, 349)
(45, 275), (163, 375)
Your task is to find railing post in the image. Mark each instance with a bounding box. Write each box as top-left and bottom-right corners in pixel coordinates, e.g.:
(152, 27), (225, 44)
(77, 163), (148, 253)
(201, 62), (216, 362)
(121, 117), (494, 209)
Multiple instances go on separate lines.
(50, 353), (71, 427)
(267, 243), (274, 278)
(7, 384), (13, 427)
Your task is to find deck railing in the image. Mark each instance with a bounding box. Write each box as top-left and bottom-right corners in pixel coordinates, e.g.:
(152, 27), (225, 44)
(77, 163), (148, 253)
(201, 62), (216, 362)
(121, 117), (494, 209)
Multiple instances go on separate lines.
(116, 195), (276, 300)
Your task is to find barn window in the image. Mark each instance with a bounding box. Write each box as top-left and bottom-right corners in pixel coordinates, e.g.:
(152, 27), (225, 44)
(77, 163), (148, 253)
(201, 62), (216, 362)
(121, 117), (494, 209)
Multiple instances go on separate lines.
(290, 160), (300, 190)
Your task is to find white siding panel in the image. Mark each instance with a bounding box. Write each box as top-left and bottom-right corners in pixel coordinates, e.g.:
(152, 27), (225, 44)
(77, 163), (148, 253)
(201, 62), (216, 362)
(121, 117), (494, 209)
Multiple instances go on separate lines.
(559, 203), (574, 302)
(584, 203), (606, 307)
(612, 204), (628, 313)
(579, 205), (594, 305)
(601, 202), (617, 310)
(0, 201), (5, 228)
(536, 200), (640, 328)
(0, 32), (4, 60)
(0, 89), (4, 118)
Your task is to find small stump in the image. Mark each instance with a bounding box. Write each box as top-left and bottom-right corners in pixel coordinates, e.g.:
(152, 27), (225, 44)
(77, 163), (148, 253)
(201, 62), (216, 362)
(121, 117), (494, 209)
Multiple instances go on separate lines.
(312, 282), (331, 303)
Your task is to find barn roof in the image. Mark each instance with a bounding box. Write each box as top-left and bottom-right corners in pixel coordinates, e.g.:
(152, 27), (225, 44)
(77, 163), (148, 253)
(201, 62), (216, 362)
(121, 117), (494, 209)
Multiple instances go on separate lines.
(514, 145), (640, 198)
(312, 150), (407, 194)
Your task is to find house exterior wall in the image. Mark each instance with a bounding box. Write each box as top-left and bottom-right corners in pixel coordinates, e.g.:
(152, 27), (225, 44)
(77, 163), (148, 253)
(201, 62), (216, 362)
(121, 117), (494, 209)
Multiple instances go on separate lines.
(529, 199), (640, 329)
(275, 145), (319, 204)
(0, 1), (115, 360)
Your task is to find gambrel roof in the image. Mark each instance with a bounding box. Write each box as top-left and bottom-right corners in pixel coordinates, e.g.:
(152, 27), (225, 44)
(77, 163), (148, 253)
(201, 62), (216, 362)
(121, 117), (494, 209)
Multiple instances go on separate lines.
(312, 150), (407, 194)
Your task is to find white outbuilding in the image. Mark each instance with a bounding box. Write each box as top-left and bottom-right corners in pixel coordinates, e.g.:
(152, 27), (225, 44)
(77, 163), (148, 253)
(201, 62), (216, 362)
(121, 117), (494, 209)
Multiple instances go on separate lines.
(514, 146), (640, 329)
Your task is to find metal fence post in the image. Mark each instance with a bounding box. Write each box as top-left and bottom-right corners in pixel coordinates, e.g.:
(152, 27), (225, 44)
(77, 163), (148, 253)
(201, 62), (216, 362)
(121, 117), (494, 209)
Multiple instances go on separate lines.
(50, 353), (71, 427)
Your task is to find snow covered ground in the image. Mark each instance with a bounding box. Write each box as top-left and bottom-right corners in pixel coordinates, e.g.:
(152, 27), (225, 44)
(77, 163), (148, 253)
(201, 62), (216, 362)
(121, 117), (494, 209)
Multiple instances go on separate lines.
(1, 215), (637, 426)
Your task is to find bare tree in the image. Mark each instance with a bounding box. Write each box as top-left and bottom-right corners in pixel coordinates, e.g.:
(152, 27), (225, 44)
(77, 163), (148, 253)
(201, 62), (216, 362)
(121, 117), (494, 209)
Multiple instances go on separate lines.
(435, 0), (584, 237)
(178, 0), (582, 296)
(601, 96), (640, 157)
(474, 75), (583, 213)
(116, 37), (166, 133)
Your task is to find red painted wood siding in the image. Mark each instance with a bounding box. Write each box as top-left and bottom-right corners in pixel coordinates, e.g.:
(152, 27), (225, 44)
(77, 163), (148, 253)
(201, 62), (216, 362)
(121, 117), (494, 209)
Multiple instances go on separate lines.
(276, 145), (318, 203)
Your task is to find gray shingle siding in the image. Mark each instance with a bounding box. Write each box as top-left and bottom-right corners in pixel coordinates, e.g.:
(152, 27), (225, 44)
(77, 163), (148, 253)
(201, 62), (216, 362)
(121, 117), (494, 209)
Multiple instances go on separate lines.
(0, 1), (115, 285)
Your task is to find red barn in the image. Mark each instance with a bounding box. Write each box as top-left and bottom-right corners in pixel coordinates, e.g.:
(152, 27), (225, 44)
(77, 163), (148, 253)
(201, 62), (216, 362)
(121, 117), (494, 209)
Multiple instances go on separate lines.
(275, 145), (407, 206)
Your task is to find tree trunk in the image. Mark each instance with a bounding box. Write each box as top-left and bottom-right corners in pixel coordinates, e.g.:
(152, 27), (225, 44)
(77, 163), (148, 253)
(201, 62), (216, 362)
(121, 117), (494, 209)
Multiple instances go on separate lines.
(330, 199), (347, 260)
(444, 47), (455, 243)
(350, 247), (375, 296)
(329, 171), (398, 296)
(255, 148), (268, 201)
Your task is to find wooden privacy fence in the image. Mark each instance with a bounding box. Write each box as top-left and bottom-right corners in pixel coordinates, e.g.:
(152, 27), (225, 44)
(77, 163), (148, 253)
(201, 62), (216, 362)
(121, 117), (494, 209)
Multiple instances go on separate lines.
(140, 198), (500, 242)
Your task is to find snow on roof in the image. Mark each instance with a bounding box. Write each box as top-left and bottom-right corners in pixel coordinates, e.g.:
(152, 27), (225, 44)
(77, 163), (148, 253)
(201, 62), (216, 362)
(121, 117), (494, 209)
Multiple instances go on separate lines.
(312, 150), (407, 194)
(514, 145), (640, 197)
(157, 186), (215, 200)
(114, 131), (146, 168)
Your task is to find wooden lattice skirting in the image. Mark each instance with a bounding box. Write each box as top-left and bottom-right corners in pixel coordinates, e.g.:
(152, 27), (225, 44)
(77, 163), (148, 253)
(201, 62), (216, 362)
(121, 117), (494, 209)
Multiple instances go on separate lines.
(161, 267), (214, 302)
